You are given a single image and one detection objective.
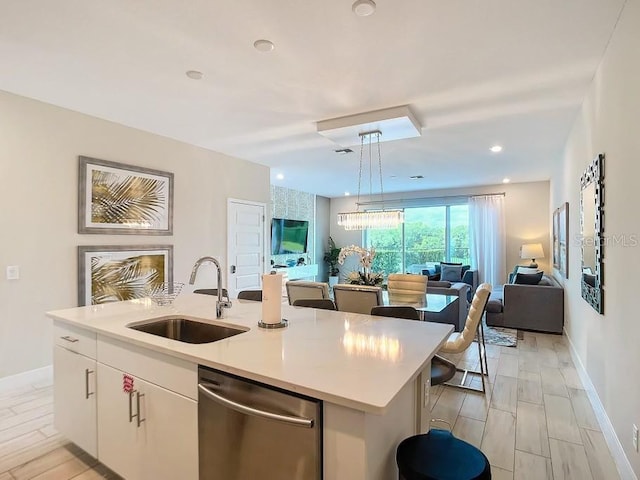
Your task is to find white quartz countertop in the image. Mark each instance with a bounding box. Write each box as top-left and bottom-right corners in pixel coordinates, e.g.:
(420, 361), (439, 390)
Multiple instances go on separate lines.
(47, 294), (453, 414)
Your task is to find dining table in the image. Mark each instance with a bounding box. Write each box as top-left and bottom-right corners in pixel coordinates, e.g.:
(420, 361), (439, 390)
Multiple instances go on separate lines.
(382, 291), (459, 326)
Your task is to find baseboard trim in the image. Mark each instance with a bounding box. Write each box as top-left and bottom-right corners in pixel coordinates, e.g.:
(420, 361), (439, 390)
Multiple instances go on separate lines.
(0, 365), (53, 390)
(564, 327), (637, 480)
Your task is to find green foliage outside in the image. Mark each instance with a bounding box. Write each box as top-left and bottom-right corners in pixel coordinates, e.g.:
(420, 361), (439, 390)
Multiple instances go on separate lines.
(366, 206), (471, 277)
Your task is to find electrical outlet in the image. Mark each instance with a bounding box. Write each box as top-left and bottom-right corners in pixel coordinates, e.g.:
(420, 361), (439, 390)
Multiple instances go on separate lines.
(6, 265), (19, 280)
(633, 424), (638, 452)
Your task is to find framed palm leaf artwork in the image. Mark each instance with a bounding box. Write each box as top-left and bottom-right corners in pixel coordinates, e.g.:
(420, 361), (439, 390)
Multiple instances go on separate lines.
(78, 245), (173, 306)
(78, 156), (173, 235)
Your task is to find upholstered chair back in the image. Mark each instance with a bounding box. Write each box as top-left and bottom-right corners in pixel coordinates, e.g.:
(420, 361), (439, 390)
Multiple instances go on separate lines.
(440, 283), (492, 354)
(286, 281), (330, 305)
(387, 274), (428, 305)
(333, 284), (383, 314)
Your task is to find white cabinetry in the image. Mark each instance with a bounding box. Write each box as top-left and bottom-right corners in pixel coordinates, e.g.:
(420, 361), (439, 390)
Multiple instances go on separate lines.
(273, 264), (319, 280)
(53, 322), (97, 457)
(97, 363), (198, 480)
(53, 322), (198, 480)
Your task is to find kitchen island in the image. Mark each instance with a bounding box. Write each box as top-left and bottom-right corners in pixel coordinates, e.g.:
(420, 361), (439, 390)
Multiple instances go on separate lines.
(47, 293), (452, 479)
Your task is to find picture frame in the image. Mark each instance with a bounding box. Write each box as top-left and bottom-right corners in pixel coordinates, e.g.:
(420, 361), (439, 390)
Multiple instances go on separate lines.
(78, 245), (173, 306)
(553, 209), (560, 270)
(78, 156), (174, 235)
(553, 202), (569, 279)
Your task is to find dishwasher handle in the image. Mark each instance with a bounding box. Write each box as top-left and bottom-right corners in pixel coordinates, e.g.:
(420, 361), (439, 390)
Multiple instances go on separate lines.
(198, 382), (314, 428)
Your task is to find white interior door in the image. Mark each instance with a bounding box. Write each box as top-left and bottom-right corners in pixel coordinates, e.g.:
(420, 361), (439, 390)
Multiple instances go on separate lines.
(227, 199), (267, 298)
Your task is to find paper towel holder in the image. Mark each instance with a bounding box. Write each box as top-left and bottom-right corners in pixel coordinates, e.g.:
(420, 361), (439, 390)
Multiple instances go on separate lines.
(258, 319), (289, 329)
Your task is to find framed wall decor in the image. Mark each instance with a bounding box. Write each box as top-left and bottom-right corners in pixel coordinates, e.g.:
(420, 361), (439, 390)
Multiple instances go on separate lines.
(558, 202), (569, 279)
(552, 209), (560, 270)
(78, 245), (173, 306)
(78, 156), (174, 235)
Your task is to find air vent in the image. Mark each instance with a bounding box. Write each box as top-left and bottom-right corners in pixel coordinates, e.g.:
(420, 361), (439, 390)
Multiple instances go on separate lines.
(410, 175), (424, 179)
(335, 148), (354, 154)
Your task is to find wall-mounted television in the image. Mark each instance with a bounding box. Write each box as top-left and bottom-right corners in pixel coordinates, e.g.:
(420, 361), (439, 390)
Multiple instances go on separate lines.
(271, 218), (309, 255)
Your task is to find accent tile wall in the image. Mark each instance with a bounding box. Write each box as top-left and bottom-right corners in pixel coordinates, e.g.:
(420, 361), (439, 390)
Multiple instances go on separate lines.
(270, 185), (316, 266)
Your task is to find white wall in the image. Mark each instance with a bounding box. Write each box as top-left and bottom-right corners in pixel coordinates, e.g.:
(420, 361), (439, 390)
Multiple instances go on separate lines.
(330, 181), (550, 282)
(0, 90), (270, 379)
(550, 0), (640, 475)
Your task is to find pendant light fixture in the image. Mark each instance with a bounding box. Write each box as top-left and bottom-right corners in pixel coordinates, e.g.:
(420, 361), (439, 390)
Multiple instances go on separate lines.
(337, 130), (404, 231)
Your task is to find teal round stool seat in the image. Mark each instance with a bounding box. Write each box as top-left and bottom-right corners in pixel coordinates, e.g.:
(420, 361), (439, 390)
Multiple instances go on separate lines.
(396, 429), (491, 480)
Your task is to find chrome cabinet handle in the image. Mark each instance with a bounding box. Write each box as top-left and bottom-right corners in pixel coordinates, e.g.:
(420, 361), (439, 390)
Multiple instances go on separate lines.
(136, 391), (145, 428)
(128, 390), (145, 427)
(128, 391), (135, 423)
(60, 335), (78, 343)
(198, 383), (313, 428)
(85, 369), (94, 399)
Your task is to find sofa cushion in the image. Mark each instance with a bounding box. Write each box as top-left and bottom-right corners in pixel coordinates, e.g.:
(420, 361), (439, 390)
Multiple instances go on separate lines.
(516, 266), (541, 275)
(441, 264), (463, 282)
(514, 271), (544, 285)
(486, 299), (503, 313)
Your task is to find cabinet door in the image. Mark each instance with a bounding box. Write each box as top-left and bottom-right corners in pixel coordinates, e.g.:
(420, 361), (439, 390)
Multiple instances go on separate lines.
(97, 363), (198, 480)
(97, 363), (144, 479)
(53, 346), (97, 457)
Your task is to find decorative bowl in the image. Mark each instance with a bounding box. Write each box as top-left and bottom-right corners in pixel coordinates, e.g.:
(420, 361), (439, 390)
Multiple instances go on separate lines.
(146, 282), (185, 306)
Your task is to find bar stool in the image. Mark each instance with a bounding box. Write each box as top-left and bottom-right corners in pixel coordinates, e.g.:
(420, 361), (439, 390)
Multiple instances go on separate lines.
(396, 429), (491, 480)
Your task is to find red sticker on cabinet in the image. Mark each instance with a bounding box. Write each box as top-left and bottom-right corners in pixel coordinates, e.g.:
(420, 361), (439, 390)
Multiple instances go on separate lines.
(123, 374), (134, 393)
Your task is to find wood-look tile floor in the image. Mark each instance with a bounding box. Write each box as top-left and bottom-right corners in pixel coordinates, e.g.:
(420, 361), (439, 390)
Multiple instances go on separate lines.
(0, 330), (621, 479)
(435, 330), (621, 479)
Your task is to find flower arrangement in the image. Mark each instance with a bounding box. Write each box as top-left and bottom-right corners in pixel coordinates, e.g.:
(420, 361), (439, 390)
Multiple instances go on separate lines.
(337, 245), (384, 286)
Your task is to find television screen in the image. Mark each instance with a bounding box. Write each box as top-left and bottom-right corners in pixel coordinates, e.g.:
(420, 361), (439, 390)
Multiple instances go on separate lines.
(271, 218), (309, 255)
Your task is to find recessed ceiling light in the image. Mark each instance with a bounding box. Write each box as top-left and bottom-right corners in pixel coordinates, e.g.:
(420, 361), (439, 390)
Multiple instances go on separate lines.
(253, 39), (275, 52)
(503, 178), (511, 183)
(352, 0), (376, 16)
(276, 173), (284, 180)
(490, 145), (503, 153)
(345, 192), (351, 196)
(185, 70), (203, 80)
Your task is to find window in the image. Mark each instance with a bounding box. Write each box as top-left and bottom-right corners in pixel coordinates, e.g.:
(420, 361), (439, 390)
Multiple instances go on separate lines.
(365, 204), (470, 277)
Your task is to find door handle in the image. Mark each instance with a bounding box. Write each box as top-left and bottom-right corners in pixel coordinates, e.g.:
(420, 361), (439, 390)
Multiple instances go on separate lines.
(128, 390), (145, 427)
(136, 391), (145, 427)
(198, 383), (313, 428)
(230, 265), (237, 274)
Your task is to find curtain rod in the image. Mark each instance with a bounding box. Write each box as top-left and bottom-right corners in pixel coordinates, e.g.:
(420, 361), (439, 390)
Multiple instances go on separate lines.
(356, 192), (505, 207)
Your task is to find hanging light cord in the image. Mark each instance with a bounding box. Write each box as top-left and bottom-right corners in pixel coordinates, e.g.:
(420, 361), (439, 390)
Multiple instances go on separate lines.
(376, 131), (385, 210)
(356, 133), (365, 208)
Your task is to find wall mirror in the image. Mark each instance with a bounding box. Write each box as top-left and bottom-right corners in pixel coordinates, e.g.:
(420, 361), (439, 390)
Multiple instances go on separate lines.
(580, 153), (604, 313)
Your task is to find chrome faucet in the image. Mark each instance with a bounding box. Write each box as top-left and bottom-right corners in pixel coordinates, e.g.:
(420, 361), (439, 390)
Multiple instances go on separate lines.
(189, 256), (232, 318)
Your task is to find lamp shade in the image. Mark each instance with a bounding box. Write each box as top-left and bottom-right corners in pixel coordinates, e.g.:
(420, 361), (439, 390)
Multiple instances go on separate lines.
(520, 243), (544, 260)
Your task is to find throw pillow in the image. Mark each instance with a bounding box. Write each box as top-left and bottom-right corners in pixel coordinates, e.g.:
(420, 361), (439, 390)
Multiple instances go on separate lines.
(516, 266), (541, 275)
(514, 272), (543, 285)
(441, 264), (463, 282)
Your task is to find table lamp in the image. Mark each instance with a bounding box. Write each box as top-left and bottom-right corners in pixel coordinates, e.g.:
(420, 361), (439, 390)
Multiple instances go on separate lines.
(520, 243), (544, 268)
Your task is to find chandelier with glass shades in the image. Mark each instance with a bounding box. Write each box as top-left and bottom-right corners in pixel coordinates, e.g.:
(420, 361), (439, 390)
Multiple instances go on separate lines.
(337, 130), (404, 230)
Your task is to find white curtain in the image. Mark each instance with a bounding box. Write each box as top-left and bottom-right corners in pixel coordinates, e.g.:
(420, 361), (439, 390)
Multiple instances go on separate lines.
(469, 195), (506, 286)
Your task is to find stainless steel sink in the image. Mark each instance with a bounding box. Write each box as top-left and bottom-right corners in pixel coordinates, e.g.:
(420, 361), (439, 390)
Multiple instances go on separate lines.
(128, 316), (248, 344)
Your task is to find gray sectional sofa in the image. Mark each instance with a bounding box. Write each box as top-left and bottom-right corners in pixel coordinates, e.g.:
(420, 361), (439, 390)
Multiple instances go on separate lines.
(486, 274), (564, 334)
(426, 281), (469, 332)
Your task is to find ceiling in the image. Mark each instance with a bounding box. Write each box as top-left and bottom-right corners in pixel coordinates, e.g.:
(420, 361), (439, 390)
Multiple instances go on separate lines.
(0, 0), (626, 198)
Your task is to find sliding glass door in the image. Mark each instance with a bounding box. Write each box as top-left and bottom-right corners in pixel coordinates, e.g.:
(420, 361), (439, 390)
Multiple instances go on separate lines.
(365, 204), (470, 277)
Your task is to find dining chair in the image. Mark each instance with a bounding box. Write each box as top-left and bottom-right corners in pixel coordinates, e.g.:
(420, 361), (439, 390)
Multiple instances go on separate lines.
(292, 299), (336, 310)
(438, 283), (492, 393)
(285, 281), (330, 305)
(371, 305), (420, 320)
(387, 274), (428, 305)
(333, 284), (382, 314)
(237, 290), (262, 301)
(194, 288), (229, 298)
(370, 305), (456, 387)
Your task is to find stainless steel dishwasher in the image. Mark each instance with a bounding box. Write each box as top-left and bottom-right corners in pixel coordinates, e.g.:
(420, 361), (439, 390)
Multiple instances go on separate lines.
(198, 366), (322, 480)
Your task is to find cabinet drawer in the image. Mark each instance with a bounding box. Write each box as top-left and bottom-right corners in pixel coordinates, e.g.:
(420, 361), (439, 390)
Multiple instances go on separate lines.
(54, 321), (97, 358)
(97, 335), (197, 400)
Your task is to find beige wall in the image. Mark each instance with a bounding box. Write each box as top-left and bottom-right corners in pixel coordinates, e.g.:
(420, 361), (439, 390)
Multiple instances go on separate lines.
(550, 0), (640, 475)
(0, 90), (270, 379)
(329, 181), (550, 283)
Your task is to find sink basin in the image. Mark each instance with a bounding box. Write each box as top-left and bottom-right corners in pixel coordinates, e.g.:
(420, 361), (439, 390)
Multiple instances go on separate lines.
(128, 316), (248, 344)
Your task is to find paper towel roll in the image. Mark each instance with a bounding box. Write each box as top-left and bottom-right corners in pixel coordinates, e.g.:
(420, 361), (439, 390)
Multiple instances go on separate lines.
(262, 273), (283, 324)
